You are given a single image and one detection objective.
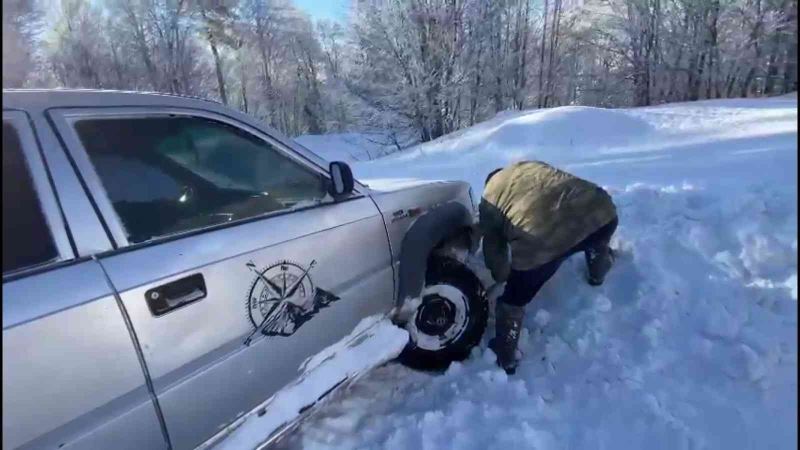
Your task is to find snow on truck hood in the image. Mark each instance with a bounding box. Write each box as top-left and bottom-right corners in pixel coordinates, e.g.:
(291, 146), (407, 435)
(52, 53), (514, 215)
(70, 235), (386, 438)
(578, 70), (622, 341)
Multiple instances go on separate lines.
(361, 177), (453, 192)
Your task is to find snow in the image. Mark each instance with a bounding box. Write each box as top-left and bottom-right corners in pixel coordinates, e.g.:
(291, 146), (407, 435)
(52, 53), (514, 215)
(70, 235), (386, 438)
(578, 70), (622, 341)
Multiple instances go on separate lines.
(295, 132), (402, 163)
(272, 96), (797, 450)
(211, 315), (408, 450)
(360, 178), (448, 191)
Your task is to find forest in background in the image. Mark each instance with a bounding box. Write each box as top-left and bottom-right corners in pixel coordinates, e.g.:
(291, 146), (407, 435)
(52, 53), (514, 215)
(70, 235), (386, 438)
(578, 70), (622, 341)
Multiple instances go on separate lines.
(3, 0), (797, 151)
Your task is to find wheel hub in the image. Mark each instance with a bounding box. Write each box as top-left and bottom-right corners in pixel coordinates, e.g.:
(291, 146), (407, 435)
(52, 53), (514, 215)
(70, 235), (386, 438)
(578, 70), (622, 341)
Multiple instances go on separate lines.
(415, 295), (456, 336)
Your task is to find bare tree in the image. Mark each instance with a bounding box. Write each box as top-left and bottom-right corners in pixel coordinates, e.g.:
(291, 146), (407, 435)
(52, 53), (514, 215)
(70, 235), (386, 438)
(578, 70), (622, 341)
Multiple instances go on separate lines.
(3, 0), (41, 87)
(8, 0), (797, 141)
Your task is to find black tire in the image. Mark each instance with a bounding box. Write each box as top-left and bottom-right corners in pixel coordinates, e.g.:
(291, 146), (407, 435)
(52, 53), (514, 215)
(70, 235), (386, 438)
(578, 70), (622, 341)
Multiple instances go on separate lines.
(398, 255), (488, 371)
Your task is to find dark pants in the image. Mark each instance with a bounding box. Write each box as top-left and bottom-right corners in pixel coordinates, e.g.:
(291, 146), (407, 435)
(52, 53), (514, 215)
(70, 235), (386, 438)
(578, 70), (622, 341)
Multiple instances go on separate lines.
(498, 217), (618, 307)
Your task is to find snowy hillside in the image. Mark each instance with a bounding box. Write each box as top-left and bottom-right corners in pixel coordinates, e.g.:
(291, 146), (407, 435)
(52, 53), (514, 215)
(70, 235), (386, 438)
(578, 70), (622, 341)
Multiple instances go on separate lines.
(278, 97), (797, 449)
(294, 133), (395, 163)
(276, 95), (798, 450)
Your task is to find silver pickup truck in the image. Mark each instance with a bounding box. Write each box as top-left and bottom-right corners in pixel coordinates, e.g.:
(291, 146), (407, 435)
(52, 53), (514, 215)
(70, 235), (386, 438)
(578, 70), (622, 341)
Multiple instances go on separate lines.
(2, 89), (488, 450)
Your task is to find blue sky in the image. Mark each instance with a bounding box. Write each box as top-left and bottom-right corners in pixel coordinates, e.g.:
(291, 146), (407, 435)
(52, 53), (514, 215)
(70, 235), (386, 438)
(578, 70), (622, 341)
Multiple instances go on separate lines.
(292, 0), (351, 23)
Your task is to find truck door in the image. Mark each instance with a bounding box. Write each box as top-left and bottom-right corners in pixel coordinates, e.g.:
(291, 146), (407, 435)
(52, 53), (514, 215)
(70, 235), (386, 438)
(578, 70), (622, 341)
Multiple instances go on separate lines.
(49, 107), (394, 449)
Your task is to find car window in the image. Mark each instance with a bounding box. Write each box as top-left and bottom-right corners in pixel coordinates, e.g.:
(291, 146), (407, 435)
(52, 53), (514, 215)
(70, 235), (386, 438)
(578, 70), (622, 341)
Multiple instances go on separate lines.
(2, 122), (59, 273)
(73, 116), (331, 244)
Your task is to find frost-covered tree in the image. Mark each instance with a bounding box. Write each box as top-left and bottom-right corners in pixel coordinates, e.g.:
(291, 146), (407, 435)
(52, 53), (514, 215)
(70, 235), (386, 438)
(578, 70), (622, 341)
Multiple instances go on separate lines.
(5, 0), (796, 141)
(3, 0), (41, 87)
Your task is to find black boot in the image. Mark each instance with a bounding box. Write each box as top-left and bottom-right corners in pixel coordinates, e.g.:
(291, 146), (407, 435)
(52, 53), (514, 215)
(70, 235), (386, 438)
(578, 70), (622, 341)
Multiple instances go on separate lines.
(488, 302), (524, 375)
(586, 247), (615, 286)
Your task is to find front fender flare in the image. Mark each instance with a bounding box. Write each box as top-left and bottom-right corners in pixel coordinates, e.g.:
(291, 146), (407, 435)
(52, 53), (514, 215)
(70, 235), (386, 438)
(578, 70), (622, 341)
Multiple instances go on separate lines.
(395, 202), (475, 309)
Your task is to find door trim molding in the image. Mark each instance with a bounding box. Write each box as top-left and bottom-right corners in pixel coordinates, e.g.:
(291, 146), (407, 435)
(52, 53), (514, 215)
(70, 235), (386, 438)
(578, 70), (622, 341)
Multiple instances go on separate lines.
(94, 255), (173, 450)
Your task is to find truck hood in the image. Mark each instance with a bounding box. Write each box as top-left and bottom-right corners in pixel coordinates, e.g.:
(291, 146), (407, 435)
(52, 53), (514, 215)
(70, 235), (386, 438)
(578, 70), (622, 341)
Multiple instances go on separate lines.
(361, 177), (458, 193)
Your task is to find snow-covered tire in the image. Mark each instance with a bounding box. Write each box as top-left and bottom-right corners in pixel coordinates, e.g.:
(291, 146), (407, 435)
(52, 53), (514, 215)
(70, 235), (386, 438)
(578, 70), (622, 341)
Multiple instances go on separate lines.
(399, 256), (488, 371)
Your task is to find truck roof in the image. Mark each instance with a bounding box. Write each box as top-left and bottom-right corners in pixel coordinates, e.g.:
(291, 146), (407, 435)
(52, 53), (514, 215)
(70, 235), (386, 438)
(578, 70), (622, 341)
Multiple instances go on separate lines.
(3, 88), (222, 111)
(2, 88), (339, 184)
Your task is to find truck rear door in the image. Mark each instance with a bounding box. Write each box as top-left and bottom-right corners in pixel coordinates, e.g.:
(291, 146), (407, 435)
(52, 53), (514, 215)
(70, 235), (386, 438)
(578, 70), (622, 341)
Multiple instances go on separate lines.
(2, 111), (168, 450)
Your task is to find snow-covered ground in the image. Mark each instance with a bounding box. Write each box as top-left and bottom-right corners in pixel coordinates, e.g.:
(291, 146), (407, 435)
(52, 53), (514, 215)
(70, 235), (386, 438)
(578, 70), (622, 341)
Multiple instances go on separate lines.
(214, 316), (408, 450)
(295, 132), (410, 163)
(271, 96), (797, 450)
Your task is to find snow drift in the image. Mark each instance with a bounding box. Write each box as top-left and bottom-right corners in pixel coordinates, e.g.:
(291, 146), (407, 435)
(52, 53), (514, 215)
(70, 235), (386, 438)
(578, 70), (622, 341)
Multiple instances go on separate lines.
(211, 316), (408, 450)
(277, 96), (797, 450)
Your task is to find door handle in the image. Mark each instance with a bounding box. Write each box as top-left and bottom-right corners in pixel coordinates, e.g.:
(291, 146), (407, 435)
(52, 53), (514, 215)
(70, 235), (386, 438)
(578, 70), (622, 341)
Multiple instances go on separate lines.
(145, 273), (207, 317)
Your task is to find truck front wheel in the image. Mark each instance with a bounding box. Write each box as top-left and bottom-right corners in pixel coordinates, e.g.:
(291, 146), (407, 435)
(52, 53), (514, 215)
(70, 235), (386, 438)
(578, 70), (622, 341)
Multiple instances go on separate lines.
(399, 256), (488, 371)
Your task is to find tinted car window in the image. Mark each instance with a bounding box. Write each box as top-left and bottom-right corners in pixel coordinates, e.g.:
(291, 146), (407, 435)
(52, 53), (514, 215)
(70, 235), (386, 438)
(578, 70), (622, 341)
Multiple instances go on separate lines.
(74, 116), (330, 244)
(2, 122), (59, 273)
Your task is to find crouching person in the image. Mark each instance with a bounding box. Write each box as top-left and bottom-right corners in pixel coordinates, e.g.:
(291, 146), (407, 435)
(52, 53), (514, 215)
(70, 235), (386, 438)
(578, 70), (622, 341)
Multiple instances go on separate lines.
(480, 161), (618, 374)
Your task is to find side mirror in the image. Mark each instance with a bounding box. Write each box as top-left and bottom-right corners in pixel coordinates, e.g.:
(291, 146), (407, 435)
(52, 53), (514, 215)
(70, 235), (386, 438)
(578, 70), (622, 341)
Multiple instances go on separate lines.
(329, 161), (355, 198)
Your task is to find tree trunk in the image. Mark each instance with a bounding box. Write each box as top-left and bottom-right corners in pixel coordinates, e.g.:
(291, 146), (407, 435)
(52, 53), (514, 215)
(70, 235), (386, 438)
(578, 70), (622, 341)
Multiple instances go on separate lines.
(491, 6), (504, 113)
(783, 39), (798, 93)
(741, 0), (764, 97)
(470, 30), (483, 125)
(109, 40), (125, 88)
(706, 0), (720, 98)
(537, 0), (549, 108)
(239, 48), (248, 113)
(782, 0), (798, 93)
(544, 0), (562, 107)
(207, 28), (228, 105)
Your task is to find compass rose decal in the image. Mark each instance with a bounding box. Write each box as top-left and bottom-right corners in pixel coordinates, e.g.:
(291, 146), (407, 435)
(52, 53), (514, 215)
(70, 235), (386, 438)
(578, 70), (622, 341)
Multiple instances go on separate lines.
(244, 259), (340, 345)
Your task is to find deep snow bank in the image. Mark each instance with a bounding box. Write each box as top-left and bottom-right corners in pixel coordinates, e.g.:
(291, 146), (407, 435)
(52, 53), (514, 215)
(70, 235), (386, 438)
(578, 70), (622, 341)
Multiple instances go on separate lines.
(212, 316), (408, 450)
(332, 96), (798, 193)
(295, 132), (410, 163)
(398, 106), (655, 157)
(283, 96), (797, 450)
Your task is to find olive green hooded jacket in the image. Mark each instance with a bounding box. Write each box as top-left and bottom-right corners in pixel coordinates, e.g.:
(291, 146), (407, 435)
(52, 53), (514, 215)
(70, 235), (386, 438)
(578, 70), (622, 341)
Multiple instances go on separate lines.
(480, 161), (617, 282)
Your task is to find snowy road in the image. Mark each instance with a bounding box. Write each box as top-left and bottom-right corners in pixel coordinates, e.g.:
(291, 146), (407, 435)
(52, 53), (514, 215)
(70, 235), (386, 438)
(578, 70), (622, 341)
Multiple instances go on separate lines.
(279, 96), (798, 450)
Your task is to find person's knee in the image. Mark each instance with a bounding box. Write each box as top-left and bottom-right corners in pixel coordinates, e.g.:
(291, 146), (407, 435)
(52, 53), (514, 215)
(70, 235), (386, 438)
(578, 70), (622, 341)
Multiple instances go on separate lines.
(501, 262), (561, 307)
